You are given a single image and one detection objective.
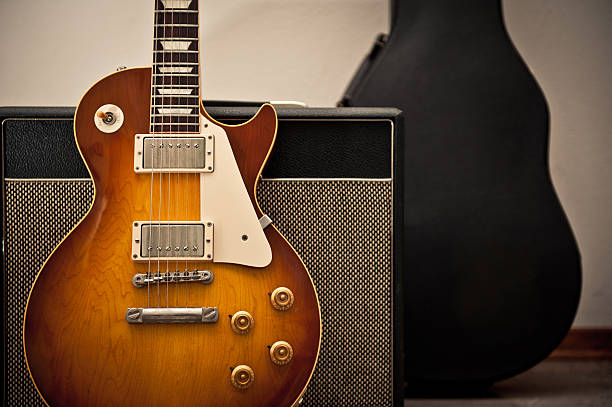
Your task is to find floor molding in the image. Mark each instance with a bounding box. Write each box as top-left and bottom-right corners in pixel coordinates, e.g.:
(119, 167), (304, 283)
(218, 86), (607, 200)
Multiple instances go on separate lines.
(549, 328), (612, 359)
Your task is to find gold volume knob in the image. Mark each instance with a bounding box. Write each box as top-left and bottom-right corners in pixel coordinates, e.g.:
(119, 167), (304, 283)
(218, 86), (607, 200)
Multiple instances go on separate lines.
(231, 311), (254, 334)
(271, 287), (294, 310)
(270, 341), (294, 365)
(231, 365), (254, 389)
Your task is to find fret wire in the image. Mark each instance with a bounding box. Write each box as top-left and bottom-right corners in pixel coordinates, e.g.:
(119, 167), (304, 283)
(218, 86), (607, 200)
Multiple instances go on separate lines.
(153, 82), (199, 85)
(154, 50), (199, 53)
(155, 28), (198, 33)
(155, 24), (198, 27)
(155, 10), (198, 13)
(152, 73), (199, 76)
(150, 125), (200, 127)
(154, 55), (199, 60)
(150, 121), (200, 124)
(152, 110), (199, 113)
(153, 77), (199, 81)
(151, 121), (200, 124)
(151, 116), (199, 119)
(150, 123), (200, 126)
(152, 104), (199, 107)
(154, 62), (199, 65)
(151, 114), (199, 117)
(154, 37), (198, 40)
(151, 123), (199, 126)
(155, 69), (198, 73)
(155, 18), (198, 24)
(150, 132), (200, 135)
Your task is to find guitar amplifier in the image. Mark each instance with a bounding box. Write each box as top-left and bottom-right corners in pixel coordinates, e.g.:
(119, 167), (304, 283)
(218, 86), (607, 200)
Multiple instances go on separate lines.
(1, 105), (403, 407)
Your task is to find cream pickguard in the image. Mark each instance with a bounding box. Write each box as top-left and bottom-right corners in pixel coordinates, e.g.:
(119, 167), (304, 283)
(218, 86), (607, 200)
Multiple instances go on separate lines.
(199, 115), (272, 267)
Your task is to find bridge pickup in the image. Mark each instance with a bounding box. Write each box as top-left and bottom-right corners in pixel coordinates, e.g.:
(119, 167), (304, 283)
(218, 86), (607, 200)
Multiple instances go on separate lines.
(131, 221), (213, 262)
(132, 269), (214, 287)
(134, 134), (214, 173)
(126, 307), (219, 324)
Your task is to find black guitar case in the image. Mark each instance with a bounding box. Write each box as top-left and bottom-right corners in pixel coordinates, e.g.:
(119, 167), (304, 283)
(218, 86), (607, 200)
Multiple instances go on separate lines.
(341, 0), (581, 388)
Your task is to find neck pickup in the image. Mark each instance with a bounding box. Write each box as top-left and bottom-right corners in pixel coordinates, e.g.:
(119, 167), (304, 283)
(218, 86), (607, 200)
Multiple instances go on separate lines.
(134, 134), (214, 173)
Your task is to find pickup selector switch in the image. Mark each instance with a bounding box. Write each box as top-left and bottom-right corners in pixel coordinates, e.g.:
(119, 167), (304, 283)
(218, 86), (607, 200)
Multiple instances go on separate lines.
(230, 365), (254, 389)
(94, 104), (124, 133)
(270, 287), (294, 311)
(231, 311), (254, 334)
(270, 341), (293, 365)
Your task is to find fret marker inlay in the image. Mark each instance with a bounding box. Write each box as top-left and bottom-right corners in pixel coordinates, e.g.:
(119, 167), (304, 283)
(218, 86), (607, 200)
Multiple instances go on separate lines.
(160, 41), (193, 51)
(157, 108), (194, 115)
(159, 66), (194, 73)
(160, 0), (193, 9)
(157, 88), (194, 95)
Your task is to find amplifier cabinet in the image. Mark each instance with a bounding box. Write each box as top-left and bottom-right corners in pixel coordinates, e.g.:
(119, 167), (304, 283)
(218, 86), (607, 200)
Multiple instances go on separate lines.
(1, 106), (403, 406)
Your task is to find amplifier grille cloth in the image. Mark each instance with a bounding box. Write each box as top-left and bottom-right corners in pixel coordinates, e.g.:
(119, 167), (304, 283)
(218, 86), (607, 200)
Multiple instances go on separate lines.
(4, 179), (393, 407)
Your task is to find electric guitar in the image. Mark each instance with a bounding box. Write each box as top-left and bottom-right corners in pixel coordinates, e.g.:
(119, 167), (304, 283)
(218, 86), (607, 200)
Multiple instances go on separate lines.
(23, 1), (321, 405)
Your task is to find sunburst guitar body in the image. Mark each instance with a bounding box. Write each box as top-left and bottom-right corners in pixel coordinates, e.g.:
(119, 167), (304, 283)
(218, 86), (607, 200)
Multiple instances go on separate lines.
(23, 2), (321, 406)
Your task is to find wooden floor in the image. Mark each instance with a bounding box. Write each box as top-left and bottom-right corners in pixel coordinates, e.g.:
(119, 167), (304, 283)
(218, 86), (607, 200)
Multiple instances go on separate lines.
(405, 360), (612, 406)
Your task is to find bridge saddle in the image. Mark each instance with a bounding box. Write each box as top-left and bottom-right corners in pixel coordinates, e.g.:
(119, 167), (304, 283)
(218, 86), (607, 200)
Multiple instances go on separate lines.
(132, 269), (213, 287)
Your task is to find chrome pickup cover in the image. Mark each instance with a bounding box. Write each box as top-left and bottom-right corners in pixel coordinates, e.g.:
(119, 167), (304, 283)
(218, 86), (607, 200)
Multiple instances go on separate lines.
(133, 134), (214, 173)
(131, 221), (213, 262)
(126, 307), (219, 324)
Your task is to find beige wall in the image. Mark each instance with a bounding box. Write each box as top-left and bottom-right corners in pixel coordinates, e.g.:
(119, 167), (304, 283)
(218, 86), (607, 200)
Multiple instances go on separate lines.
(503, 0), (612, 327)
(0, 0), (610, 326)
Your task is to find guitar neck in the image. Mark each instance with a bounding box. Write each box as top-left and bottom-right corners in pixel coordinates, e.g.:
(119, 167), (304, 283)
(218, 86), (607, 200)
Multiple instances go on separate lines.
(151, 0), (201, 134)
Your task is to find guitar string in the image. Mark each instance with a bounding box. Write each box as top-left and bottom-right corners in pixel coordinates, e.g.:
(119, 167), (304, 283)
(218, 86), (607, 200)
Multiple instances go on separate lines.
(165, 131), (170, 309)
(184, 146), (190, 307)
(165, 0), (175, 308)
(186, 0), (198, 307)
(155, 0), (166, 308)
(175, 110), (180, 307)
(166, 156), (171, 310)
(157, 0), (173, 309)
(167, 0), (180, 307)
(177, 1), (188, 307)
(157, 131), (164, 311)
(178, 1), (189, 308)
(194, 0), (200, 305)
(147, 0), (159, 309)
(183, 0), (189, 308)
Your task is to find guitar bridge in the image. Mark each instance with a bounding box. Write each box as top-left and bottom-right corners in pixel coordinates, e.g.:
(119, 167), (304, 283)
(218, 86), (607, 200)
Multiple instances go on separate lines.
(132, 269), (214, 287)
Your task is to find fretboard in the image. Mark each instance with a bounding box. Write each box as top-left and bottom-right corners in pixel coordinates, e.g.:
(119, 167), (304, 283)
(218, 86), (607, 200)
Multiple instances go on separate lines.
(150, 0), (200, 134)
